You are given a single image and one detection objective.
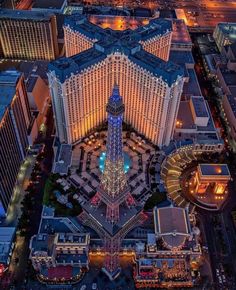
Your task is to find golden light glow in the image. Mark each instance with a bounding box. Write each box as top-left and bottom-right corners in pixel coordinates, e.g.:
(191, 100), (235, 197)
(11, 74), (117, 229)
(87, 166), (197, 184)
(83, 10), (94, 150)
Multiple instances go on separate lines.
(214, 184), (225, 195)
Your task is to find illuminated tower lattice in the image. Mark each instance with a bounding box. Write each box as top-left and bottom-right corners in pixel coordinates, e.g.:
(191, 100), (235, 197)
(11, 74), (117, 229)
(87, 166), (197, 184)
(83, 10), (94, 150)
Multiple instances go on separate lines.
(80, 84), (144, 280)
(94, 85), (135, 224)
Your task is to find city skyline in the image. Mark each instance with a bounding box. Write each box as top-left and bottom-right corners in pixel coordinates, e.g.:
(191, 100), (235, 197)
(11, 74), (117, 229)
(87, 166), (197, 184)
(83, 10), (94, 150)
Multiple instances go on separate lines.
(0, 1), (236, 289)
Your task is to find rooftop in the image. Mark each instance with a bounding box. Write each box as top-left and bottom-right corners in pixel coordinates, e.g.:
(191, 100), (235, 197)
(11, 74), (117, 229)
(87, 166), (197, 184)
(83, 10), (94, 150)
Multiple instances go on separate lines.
(216, 22), (236, 39)
(32, 0), (66, 10)
(171, 19), (192, 45)
(0, 8), (54, 21)
(53, 143), (72, 175)
(191, 96), (209, 118)
(154, 206), (191, 248)
(82, 201), (142, 236)
(169, 50), (195, 66)
(176, 98), (216, 133)
(31, 234), (55, 256)
(136, 18), (172, 41)
(26, 76), (38, 93)
(50, 15), (183, 86)
(0, 227), (16, 264)
(0, 70), (21, 121)
(199, 164), (231, 177)
(226, 94), (236, 118)
(0, 227), (15, 242)
(39, 217), (75, 234)
(182, 69), (202, 97)
(56, 233), (89, 245)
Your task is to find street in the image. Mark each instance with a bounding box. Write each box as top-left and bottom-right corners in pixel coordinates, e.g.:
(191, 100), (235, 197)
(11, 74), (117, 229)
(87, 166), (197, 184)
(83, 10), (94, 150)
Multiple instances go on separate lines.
(1, 105), (55, 290)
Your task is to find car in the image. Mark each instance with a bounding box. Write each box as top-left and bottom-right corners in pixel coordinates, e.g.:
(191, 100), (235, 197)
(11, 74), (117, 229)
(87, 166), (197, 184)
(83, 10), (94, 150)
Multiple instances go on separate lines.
(92, 283), (97, 290)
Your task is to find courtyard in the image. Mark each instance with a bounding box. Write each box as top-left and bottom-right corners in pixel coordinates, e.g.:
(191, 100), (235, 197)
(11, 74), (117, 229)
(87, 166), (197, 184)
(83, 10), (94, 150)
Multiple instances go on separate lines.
(66, 130), (157, 208)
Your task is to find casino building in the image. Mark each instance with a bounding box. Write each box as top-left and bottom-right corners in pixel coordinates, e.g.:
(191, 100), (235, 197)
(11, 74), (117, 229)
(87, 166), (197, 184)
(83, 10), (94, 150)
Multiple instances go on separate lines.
(48, 15), (185, 146)
(134, 206), (202, 288)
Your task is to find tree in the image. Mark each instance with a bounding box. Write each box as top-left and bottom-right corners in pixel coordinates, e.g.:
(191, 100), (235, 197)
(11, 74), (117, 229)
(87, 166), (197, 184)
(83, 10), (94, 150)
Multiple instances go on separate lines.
(149, 167), (156, 176)
(144, 192), (167, 210)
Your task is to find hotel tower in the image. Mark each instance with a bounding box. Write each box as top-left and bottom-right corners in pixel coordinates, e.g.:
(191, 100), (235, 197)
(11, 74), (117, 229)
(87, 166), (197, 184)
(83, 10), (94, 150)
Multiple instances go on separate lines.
(48, 15), (185, 147)
(0, 71), (31, 215)
(0, 9), (59, 61)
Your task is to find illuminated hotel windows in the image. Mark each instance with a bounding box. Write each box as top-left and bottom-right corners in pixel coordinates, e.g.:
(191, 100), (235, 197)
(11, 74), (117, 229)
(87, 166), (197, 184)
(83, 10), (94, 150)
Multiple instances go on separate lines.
(49, 16), (184, 146)
(0, 10), (59, 60)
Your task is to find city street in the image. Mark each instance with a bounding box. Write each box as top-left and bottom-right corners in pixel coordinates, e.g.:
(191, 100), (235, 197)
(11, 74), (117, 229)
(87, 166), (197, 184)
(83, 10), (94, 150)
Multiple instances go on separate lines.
(191, 34), (236, 289)
(1, 106), (55, 290)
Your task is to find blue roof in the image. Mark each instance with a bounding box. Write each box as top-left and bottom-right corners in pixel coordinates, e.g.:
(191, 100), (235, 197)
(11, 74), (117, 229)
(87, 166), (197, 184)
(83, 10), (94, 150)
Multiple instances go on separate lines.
(130, 50), (183, 85)
(48, 48), (107, 82)
(136, 18), (172, 41)
(64, 14), (106, 40)
(0, 8), (54, 20)
(169, 50), (195, 66)
(191, 96), (209, 118)
(49, 15), (183, 86)
(199, 164), (230, 176)
(216, 22), (236, 39)
(0, 70), (21, 121)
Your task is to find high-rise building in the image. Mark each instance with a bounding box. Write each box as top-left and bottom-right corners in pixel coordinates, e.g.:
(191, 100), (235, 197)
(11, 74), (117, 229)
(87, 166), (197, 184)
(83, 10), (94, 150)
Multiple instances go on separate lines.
(48, 15), (184, 147)
(0, 9), (59, 61)
(64, 16), (172, 61)
(0, 70), (31, 215)
(80, 86), (146, 279)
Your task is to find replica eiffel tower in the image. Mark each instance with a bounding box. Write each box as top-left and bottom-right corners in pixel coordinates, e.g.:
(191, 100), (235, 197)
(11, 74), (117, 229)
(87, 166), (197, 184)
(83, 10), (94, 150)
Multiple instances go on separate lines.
(80, 85), (147, 279)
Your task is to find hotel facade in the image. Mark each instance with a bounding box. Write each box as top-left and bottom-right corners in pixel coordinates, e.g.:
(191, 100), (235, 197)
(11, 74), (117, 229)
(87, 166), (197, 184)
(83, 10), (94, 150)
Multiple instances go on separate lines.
(48, 15), (184, 146)
(0, 71), (31, 215)
(0, 9), (59, 61)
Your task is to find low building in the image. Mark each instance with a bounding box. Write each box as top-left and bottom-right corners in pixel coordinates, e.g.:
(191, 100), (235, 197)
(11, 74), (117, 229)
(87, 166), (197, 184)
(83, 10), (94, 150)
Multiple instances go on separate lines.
(216, 67), (236, 96)
(134, 206), (201, 289)
(154, 207), (191, 250)
(30, 233), (90, 271)
(213, 22), (236, 52)
(0, 227), (16, 277)
(222, 93), (236, 139)
(29, 206), (89, 283)
(191, 164), (231, 195)
(26, 75), (50, 133)
(174, 96), (220, 144)
(52, 139), (72, 175)
(171, 19), (192, 52)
